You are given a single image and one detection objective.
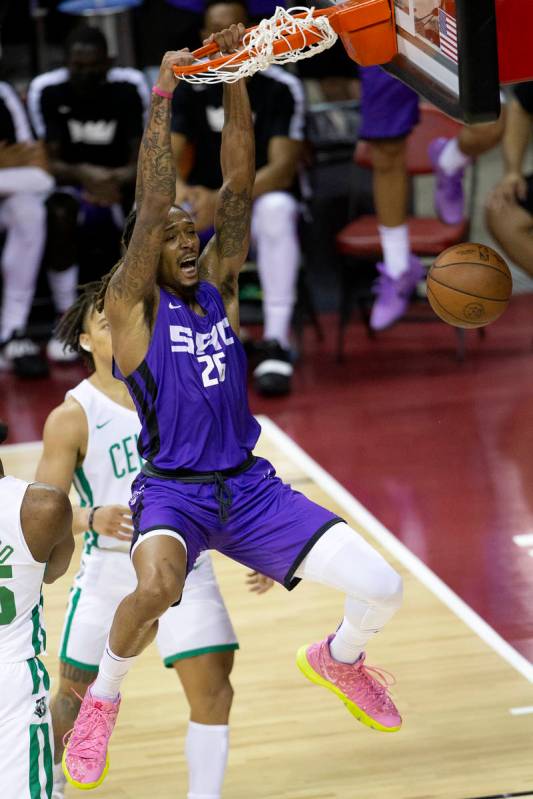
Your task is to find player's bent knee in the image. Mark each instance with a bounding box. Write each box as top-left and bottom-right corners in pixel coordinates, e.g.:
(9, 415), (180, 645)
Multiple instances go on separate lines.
(253, 191), (298, 237)
(135, 572), (183, 617)
(375, 567), (403, 609)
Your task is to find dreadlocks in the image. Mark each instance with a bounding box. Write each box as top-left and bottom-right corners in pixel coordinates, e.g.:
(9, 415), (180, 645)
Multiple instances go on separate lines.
(54, 281), (103, 369)
(95, 207), (137, 312)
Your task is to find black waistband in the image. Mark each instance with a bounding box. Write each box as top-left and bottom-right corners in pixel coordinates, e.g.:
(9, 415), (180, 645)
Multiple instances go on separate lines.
(141, 452), (256, 483)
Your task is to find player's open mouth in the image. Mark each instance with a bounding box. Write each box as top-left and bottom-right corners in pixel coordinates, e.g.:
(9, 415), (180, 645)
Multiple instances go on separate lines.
(179, 257), (197, 276)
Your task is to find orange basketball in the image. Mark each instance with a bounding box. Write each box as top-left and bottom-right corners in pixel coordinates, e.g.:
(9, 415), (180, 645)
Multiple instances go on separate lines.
(427, 243), (512, 329)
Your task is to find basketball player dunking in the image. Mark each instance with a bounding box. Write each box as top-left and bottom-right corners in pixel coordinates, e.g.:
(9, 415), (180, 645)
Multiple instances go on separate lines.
(0, 424), (74, 799)
(64, 28), (404, 791)
(37, 281), (272, 799)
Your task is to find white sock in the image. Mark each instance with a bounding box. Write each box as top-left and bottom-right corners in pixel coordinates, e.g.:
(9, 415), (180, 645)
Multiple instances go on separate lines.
(329, 614), (367, 664)
(47, 266), (79, 314)
(1, 288), (32, 341)
(52, 761), (66, 796)
(186, 721), (229, 799)
(262, 304), (293, 349)
(92, 643), (137, 700)
(378, 224), (410, 278)
(437, 137), (471, 176)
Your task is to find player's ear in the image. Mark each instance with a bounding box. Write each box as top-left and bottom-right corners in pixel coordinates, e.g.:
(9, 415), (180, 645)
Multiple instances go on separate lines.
(79, 333), (92, 353)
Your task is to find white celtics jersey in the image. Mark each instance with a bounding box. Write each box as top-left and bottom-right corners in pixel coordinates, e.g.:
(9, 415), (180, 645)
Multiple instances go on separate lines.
(67, 379), (142, 554)
(0, 476), (46, 662)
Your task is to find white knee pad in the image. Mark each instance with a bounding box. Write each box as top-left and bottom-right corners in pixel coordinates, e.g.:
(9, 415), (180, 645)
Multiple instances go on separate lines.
(295, 521), (403, 610)
(252, 191), (299, 240)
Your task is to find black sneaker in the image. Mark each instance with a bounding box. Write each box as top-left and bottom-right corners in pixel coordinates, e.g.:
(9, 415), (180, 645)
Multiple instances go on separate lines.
(0, 334), (49, 378)
(252, 340), (293, 397)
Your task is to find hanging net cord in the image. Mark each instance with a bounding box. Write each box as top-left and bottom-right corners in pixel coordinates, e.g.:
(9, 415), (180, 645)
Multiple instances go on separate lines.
(178, 6), (339, 84)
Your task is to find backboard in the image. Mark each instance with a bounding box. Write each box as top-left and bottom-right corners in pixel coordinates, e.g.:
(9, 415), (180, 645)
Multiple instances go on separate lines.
(384, 0), (500, 123)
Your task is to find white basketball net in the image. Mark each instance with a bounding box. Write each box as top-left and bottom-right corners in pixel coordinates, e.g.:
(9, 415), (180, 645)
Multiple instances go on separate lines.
(178, 6), (338, 84)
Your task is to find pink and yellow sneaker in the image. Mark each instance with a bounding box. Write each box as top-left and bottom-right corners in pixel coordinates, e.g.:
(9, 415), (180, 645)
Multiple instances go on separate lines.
(296, 635), (401, 732)
(62, 684), (121, 790)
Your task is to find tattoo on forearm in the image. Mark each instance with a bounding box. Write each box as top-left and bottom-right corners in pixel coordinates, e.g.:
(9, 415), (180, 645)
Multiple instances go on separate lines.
(135, 95), (175, 211)
(108, 94), (175, 308)
(216, 186), (252, 258)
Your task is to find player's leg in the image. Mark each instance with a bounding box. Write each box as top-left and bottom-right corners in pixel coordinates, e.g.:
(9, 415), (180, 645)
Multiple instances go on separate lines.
(251, 191), (299, 396)
(0, 190), (49, 377)
(63, 531), (189, 789)
(42, 192), (80, 362)
(175, 652), (235, 799)
(51, 664), (94, 799)
(52, 548), (129, 797)
(429, 113), (506, 224)
(359, 66), (423, 331)
(294, 523), (403, 732)
(486, 185), (533, 276)
(156, 553), (238, 799)
(222, 458), (402, 732)
(0, 659), (54, 799)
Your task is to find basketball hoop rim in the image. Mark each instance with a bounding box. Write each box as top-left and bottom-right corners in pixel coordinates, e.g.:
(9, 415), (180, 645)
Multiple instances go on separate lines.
(172, 6), (334, 77)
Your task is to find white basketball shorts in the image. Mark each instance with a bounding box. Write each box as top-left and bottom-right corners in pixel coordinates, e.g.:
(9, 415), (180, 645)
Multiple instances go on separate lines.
(0, 657), (52, 799)
(58, 548), (238, 672)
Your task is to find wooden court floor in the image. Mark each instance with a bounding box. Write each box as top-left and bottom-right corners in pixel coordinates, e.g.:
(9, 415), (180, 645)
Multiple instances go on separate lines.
(1, 420), (532, 799)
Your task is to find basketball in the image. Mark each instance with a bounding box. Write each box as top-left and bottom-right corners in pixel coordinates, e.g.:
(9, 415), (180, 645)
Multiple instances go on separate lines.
(426, 243), (513, 329)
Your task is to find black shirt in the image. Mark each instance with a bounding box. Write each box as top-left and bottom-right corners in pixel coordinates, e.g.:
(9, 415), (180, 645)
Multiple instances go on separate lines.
(0, 82), (33, 144)
(514, 81), (533, 114)
(171, 66), (305, 188)
(27, 67), (149, 168)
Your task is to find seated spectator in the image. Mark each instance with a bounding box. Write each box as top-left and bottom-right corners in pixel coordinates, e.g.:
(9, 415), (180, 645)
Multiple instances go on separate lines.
(0, 81), (54, 378)
(171, 0), (305, 397)
(27, 24), (149, 361)
(486, 83), (533, 276)
(358, 66), (505, 331)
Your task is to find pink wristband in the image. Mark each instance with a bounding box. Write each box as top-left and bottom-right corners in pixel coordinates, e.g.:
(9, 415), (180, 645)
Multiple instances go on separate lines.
(152, 85), (173, 100)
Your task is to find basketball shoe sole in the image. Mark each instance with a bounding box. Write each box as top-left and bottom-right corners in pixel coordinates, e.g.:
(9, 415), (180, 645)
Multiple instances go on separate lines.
(296, 645), (401, 733)
(62, 749), (109, 791)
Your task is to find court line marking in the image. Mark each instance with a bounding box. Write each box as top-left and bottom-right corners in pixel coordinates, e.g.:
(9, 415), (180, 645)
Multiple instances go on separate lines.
(509, 706), (533, 716)
(257, 415), (533, 684)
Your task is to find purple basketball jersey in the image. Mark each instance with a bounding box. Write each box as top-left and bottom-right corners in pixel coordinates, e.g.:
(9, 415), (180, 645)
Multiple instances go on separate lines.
(114, 282), (260, 471)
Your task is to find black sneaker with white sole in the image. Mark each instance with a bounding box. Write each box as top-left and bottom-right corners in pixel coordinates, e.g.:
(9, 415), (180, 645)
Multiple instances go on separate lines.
(252, 339), (293, 397)
(0, 334), (49, 378)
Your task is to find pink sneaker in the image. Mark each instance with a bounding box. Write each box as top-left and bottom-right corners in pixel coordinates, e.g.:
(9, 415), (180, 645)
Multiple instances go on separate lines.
(296, 635), (401, 732)
(62, 684), (121, 789)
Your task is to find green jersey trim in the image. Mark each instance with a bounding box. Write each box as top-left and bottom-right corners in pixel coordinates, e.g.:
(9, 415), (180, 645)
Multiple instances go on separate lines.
(163, 642), (239, 668)
(73, 466), (94, 507)
(29, 722), (53, 799)
(59, 587), (82, 664)
(30, 597), (45, 657)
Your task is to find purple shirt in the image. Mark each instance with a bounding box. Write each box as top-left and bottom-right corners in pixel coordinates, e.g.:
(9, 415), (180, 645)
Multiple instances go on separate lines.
(115, 282), (260, 471)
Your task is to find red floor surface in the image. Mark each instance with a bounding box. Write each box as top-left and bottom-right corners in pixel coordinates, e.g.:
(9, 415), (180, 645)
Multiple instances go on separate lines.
(2, 296), (533, 662)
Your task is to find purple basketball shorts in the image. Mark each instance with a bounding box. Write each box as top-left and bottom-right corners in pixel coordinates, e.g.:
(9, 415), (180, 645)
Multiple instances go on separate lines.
(129, 456), (343, 590)
(359, 65), (420, 140)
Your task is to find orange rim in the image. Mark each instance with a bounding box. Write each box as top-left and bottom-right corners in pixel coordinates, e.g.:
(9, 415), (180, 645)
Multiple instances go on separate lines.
(172, 7), (333, 76)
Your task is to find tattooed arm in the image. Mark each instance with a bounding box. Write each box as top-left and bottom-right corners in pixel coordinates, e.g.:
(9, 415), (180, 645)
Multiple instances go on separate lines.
(199, 25), (255, 326)
(104, 50), (192, 376)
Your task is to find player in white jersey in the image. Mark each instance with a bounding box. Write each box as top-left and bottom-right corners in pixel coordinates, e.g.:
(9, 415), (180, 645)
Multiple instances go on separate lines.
(36, 283), (272, 798)
(0, 422), (74, 799)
